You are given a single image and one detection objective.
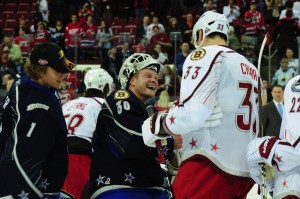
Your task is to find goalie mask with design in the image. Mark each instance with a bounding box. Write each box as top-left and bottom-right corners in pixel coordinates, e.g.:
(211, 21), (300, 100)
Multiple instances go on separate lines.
(118, 53), (164, 89)
(192, 11), (229, 48)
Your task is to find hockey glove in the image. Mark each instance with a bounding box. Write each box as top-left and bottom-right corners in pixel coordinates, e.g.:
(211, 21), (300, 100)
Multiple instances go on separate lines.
(247, 136), (280, 166)
(142, 111), (171, 148)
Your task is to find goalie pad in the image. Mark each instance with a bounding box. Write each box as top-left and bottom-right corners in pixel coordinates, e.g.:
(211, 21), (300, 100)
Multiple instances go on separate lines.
(142, 111), (171, 147)
(247, 136), (280, 166)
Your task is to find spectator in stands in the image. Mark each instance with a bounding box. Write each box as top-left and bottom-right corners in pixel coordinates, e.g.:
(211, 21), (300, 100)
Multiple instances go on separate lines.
(38, 0), (49, 22)
(284, 47), (300, 74)
(203, 0), (217, 12)
(273, 9), (300, 59)
(146, 15), (165, 41)
(34, 21), (49, 46)
(101, 46), (122, 88)
(175, 42), (190, 77)
(78, 2), (94, 23)
(135, 15), (150, 44)
(58, 78), (75, 106)
(265, 0), (281, 26)
(261, 77), (272, 106)
(149, 26), (172, 60)
(180, 13), (195, 43)
(49, 18), (65, 52)
(272, 57), (296, 88)
(148, 49), (159, 60)
(228, 25), (241, 50)
(153, 43), (168, 64)
(243, 0), (265, 37)
(157, 64), (179, 96)
(65, 14), (84, 60)
(223, 0), (240, 25)
(0, 47), (17, 86)
(134, 0), (150, 19)
(14, 27), (32, 59)
(166, 17), (181, 34)
(279, 1), (300, 26)
(80, 14), (98, 59)
(1, 35), (23, 73)
(14, 18), (29, 37)
(96, 20), (114, 60)
(262, 84), (284, 137)
(135, 37), (148, 53)
(294, 0), (300, 14)
(120, 42), (134, 62)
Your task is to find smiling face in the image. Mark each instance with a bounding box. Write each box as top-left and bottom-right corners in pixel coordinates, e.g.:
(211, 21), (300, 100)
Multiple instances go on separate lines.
(37, 67), (69, 89)
(271, 86), (283, 103)
(129, 68), (158, 103)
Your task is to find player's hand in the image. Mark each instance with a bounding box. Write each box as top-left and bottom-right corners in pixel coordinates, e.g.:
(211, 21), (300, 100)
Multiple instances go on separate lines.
(173, 134), (183, 150)
(250, 164), (275, 192)
(204, 104), (222, 128)
(246, 137), (279, 166)
(142, 111), (171, 147)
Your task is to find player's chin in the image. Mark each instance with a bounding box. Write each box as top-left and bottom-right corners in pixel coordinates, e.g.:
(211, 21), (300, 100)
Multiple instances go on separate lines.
(146, 88), (157, 97)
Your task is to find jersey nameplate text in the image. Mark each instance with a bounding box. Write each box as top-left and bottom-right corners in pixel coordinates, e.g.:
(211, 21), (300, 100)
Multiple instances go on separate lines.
(114, 90), (130, 100)
(190, 48), (206, 61)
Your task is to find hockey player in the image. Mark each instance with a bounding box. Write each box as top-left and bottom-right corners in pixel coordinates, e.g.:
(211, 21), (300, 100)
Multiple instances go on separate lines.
(0, 42), (75, 198)
(142, 11), (259, 198)
(247, 75), (300, 199)
(89, 53), (182, 199)
(62, 68), (114, 199)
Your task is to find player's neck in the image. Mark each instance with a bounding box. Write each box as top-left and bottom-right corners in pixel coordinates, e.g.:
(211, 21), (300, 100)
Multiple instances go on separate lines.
(203, 38), (227, 46)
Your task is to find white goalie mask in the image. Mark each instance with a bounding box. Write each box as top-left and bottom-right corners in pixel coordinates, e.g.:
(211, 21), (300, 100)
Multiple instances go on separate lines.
(84, 68), (114, 94)
(118, 53), (163, 89)
(192, 11), (229, 48)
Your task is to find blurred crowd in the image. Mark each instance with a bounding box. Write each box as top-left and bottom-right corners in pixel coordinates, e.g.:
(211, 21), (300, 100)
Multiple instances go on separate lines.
(1, 0), (300, 98)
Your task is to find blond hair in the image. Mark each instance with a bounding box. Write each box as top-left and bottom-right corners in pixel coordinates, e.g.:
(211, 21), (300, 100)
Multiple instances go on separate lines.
(24, 58), (48, 81)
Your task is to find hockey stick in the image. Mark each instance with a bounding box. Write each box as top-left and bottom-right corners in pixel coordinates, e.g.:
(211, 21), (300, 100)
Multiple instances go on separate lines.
(257, 33), (268, 199)
(146, 105), (174, 199)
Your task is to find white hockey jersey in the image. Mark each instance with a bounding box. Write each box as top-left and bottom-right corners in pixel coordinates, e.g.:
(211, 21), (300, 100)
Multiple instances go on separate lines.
(62, 97), (104, 142)
(280, 75), (300, 147)
(164, 45), (259, 177)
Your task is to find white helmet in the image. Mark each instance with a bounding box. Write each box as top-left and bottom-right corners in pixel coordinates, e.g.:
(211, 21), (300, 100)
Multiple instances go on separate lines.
(84, 68), (114, 94)
(192, 11), (229, 48)
(118, 53), (163, 89)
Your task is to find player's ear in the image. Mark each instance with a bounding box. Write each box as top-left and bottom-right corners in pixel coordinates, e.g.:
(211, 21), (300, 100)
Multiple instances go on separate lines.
(103, 84), (110, 96)
(194, 29), (202, 47)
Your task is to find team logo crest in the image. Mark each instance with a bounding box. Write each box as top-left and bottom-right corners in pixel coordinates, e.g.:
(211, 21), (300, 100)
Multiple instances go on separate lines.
(114, 90), (130, 100)
(190, 48), (206, 61)
(291, 78), (300, 92)
(38, 59), (48, 65)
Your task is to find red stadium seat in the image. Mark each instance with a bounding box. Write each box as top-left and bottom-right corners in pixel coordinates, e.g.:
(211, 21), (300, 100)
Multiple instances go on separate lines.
(128, 17), (141, 26)
(4, 19), (18, 29)
(111, 26), (123, 35)
(3, 3), (17, 12)
(3, 28), (14, 36)
(18, 3), (31, 12)
(113, 18), (127, 27)
(123, 25), (137, 35)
